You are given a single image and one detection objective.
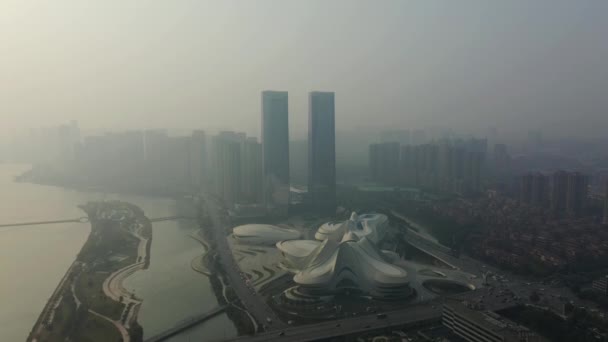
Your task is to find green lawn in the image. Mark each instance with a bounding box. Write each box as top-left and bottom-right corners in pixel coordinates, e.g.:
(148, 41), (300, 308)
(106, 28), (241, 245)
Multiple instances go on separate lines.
(34, 291), (77, 342)
(75, 272), (124, 320)
(72, 312), (122, 342)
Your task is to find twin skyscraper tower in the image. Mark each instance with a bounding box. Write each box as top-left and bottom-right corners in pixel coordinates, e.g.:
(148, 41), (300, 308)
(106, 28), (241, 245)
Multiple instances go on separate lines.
(261, 91), (336, 216)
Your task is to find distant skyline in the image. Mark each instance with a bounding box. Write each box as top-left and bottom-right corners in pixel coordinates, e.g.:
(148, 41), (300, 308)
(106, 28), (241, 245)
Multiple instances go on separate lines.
(2, 0), (608, 141)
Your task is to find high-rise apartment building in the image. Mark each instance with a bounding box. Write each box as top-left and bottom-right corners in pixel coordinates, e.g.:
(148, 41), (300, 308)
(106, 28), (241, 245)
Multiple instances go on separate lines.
(167, 136), (192, 192)
(381, 129), (410, 145)
(400, 145), (417, 186)
(527, 130), (543, 151)
(551, 170), (569, 214)
(262, 91), (290, 216)
(392, 140), (484, 194)
(418, 143), (439, 189)
(240, 137), (263, 204)
(433, 140), (483, 194)
(142, 129), (169, 186)
(369, 142), (400, 184)
(593, 275), (608, 296)
(566, 172), (588, 217)
(551, 170), (588, 217)
(308, 91), (336, 213)
(443, 298), (545, 342)
(411, 129), (427, 145)
(143, 129), (169, 162)
(190, 130), (207, 193)
(520, 172), (549, 207)
(437, 141), (453, 191)
(212, 132), (243, 207)
(56, 120), (81, 161)
(521, 173), (533, 204)
(465, 150), (483, 193)
(492, 143), (511, 181)
(603, 181), (608, 226)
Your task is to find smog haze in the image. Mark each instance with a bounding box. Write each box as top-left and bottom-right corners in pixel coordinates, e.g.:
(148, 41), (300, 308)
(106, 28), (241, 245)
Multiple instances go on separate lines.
(2, 0), (608, 140)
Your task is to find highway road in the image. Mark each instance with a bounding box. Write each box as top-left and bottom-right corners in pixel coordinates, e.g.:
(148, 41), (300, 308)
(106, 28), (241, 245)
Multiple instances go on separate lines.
(224, 304), (442, 342)
(203, 196), (286, 331)
(144, 305), (227, 342)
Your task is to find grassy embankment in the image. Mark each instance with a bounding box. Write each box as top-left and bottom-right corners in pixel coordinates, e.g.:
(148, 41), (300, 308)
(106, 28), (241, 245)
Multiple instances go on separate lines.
(29, 201), (149, 342)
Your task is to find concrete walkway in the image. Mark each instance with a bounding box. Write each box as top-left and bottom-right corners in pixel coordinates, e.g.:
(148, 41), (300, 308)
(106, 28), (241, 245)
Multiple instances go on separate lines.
(89, 309), (130, 342)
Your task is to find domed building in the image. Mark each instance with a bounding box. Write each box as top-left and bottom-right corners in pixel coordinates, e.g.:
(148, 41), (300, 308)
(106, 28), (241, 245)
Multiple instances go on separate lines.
(314, 212), (388, 244)
(276, 239), (322, 269)
(232, 224), (301, 245)
(277, 212), (412, 301)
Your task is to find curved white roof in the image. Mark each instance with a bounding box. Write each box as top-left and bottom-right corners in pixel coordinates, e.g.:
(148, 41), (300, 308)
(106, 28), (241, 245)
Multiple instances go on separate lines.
(315, 212), (388, 244)
(276, 240), (321, 258)
(277, 213), (410, 298)
(314, 221), (345, 241)
(233, 224), (300, 245)
(292, 237), (410, 296)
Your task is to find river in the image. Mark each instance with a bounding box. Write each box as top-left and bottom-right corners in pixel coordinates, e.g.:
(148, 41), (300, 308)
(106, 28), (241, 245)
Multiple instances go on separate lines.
(0, 164), (236, 341)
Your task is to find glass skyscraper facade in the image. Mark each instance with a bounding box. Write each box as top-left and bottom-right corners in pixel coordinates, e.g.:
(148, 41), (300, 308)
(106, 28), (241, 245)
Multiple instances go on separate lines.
(261, 91), (290, 216)
(308, 91), (336, 213)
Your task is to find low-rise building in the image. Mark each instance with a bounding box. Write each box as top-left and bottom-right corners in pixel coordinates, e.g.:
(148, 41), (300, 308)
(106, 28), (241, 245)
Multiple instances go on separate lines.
(443, 298), (546, 342)
(592, 275), (608, 296)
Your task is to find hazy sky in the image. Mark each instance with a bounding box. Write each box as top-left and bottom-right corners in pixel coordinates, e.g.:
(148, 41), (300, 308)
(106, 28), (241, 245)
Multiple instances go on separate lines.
(2, 0), (607, 140)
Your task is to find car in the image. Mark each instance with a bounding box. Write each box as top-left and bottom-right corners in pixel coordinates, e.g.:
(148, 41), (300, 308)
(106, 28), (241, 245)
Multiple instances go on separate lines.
(376, 313), (387, 319)
(335, 323), (341, 327)
(278, 331), (285, 336)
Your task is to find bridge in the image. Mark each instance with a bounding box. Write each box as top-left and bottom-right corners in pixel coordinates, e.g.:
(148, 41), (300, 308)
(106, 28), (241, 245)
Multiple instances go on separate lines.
(0, 217), (89, 228)
(144, 305), (227, 342)
(148, 216), (195, 222)
(0, 215), (194, 229)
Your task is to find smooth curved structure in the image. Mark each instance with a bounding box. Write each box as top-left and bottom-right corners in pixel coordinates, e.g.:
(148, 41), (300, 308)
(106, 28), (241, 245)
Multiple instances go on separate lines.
(233, 224), (301, 245)
(278, 212), (412, 300)
(276, 239), (321, 269)
(314, 212), (388, 244)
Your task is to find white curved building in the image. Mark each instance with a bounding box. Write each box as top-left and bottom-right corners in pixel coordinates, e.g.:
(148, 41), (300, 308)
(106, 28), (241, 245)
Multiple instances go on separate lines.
(233, 224), (301, 245)
(276, 239), (321, 269)
(314, 212), (388, 244)
(278, 213), (412, 300)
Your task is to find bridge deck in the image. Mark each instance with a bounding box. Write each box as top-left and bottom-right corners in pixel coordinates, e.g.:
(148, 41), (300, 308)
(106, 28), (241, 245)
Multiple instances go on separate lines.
(144, 305), (227, 342)
(0, 215), (194, 228)
(148, 216), (195, 222)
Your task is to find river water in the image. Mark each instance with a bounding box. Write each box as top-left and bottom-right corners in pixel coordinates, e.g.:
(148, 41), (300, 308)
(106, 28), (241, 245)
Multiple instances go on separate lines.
(0, 164), (236, 341)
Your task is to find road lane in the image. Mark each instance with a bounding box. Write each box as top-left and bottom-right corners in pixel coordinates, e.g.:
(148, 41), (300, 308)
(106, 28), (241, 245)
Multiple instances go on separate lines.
(203, 196), (285, 331)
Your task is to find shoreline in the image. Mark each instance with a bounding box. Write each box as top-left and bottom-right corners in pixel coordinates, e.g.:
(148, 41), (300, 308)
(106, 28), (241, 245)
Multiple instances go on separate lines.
(27, 201), (152, 342)
(189, 230), (212, 276)
(18, 169), (249, 339)
(15, 169), (186, 199)
(195, 217), (257, 336)
(27, 260), (82, 342)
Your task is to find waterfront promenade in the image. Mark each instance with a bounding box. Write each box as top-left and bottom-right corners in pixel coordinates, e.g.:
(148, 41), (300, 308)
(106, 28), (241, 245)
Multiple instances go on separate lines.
(27, 201), (152, 342)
